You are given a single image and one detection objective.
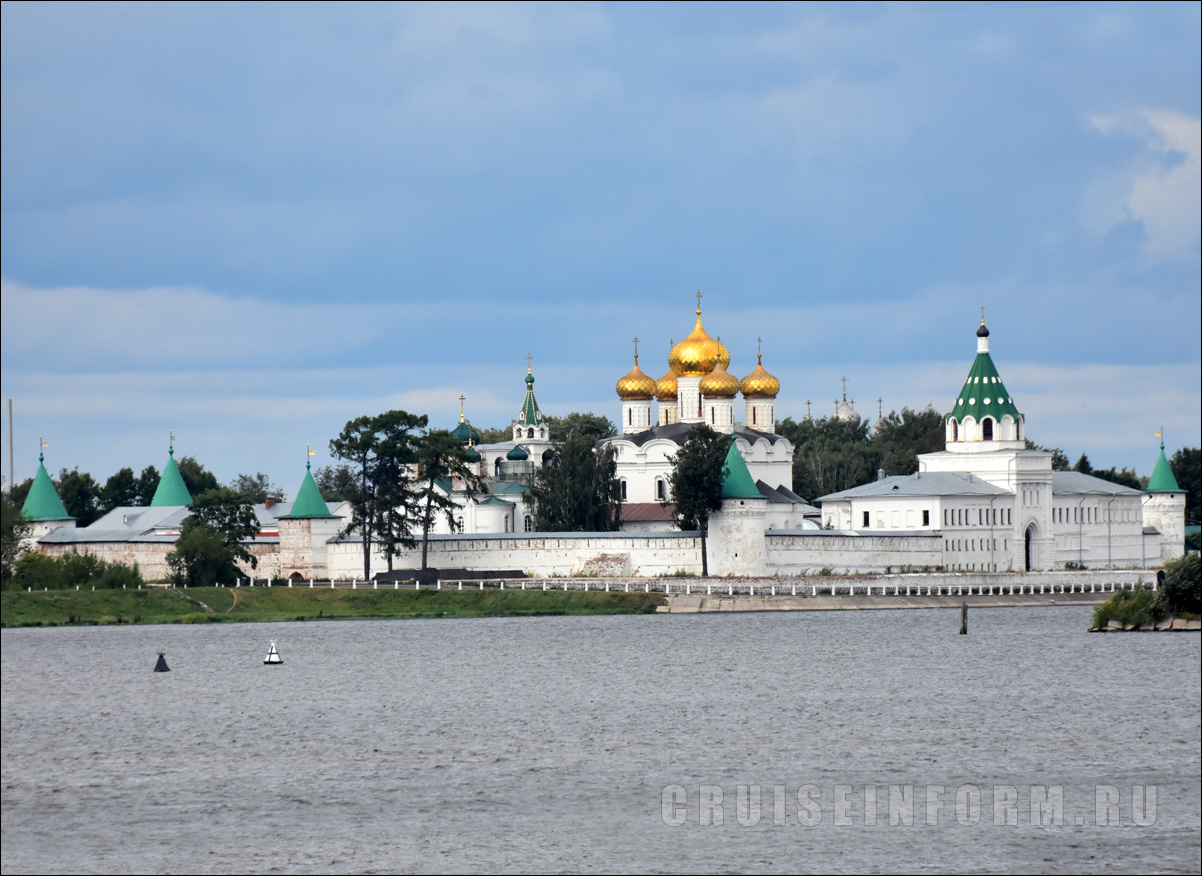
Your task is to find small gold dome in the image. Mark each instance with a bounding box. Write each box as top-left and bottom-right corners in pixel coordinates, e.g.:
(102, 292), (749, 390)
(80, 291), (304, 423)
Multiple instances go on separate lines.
(669, 310), (723, 376)
(740, 353), (780, 398)
(616, 355), (656, 399)
(656, 370), (678, 401)
(700, 360), (739, 398)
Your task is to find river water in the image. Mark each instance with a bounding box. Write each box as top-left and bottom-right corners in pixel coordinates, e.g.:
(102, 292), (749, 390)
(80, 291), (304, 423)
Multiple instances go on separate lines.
(2, 606), (1199, 874)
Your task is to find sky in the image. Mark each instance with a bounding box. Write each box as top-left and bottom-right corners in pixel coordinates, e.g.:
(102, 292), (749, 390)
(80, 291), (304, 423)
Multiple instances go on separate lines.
(2, 1), (1199, 499)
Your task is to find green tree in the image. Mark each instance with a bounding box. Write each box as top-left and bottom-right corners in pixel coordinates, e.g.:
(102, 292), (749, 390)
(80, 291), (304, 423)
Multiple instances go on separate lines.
(7, 478), (33, 510)
(526, 431), (621, 532)
(190, 487), (261, 570)
(546, 412), (617, 444)
(777, 416), (878, 501)
(228, 472), (284, 504)
(101, 467), (141, 512)
(56, 468), (103, 526)
(330, 415), (381, 581)
(2, 495), (33, 585)
(667, 425), (729, 577)
(474, 426), (515, 445)
(136, 465), (160, 504)
(13, 549), (142, 591)
(870, 406), (944, 475)
(166, 519), (242, 587)
(414, 429), (484, 572)
(1170, 446), (1200, 526)
(371, 410), (427, 572)
(176, 455), (219, 497)
(1026, 441), (1070, 471)
(313, 464), (358, 502)
(1072, 453), (1093, 475)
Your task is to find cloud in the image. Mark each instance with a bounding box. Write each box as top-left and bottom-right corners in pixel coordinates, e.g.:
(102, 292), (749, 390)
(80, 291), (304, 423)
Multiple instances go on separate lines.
(1088, 109), (1202, 260)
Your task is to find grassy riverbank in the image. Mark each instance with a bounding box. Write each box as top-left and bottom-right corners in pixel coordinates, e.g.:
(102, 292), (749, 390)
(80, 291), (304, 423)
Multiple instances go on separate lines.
(1, 587), (666, 628)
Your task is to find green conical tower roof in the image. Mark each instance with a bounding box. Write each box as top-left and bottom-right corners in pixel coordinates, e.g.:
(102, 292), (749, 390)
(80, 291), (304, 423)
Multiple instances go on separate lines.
(516, 364), (544, 426)
(280, 461), (334, 518)
(1147, 438), (1180, 493)
(947, 321), (1021, 425)
(150, 446), (192, 506)
(720, 441), (761, 499)
(21, 450), (72, 521)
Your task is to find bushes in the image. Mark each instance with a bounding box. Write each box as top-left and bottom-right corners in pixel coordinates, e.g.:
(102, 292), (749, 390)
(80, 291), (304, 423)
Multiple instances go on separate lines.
(10, 550), (144, 591)
(1092, 589), (1160, 629)
(1156, 553), (1200, 616)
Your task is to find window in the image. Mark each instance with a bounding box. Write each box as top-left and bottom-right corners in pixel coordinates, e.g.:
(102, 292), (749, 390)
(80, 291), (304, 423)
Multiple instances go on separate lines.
(524, 515), (533, 532)
(656, 479), (665, 500)
(982, 418), (993, 441)
(620, 480), (627, 501)
(923, 510), (930, 527)
(862, 511), (870, 527)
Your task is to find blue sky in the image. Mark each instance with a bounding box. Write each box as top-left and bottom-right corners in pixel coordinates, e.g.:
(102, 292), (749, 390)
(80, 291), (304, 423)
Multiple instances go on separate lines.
(2, 1), (1199, 498)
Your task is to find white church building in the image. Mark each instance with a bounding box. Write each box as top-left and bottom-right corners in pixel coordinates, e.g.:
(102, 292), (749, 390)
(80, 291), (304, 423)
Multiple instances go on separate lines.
(816, 318), (1185, 570)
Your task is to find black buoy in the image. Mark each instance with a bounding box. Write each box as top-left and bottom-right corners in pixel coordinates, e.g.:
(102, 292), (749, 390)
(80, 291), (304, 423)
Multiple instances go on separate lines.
(154, 652), (170, 672)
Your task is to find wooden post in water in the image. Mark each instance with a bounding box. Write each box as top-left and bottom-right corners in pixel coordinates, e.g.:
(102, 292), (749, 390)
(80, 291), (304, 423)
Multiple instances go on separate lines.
(960, 603), (968, 635)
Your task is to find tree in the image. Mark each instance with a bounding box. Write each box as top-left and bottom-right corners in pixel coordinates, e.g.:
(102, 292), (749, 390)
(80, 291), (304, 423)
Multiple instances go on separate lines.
(1072, 453), (1093, 475)
(474, 426), (515, 445)
(136, 465), (161, 504)
(1026, 441), (1070, 471)
(546, 412), (617, 444)
(371, 410), (427, 572)
(777, 416), (878, 501)
(166, 488), (260, 587)
(526, 431), (621, 532)
(667, 425), (729, 577)
(870, 406), (944, 475)
(330, 415), (381, 581)
(176, 455), (219, 497)
(2, 495), (33, 585)
(56, 468), (103, 526)
(1171, 447), (1200, 526)
(313, 464), (358, 502)
(329, 410), (429, 578)
(228, 472), (284, 504)
(414, 429), (484, 572)
(101, 467), (141, 512)
(167, 519), (241, 587)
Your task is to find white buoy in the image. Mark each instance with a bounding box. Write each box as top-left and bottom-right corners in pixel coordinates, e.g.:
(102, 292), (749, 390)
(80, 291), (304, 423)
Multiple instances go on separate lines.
(263, 641), (283, 665)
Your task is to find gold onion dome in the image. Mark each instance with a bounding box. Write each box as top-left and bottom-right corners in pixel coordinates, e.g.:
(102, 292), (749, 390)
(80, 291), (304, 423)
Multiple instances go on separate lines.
(669, 309), (724, 376)
(656, 365), (679, 401)
(740, 353), (780, 398)
(616, 354), (656, 399)
(700, 360), (739, 398)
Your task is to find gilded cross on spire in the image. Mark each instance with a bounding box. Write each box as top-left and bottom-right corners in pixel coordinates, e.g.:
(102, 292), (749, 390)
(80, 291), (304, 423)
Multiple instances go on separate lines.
(459, 395), (466, 423)
(980, 305), (986, 326)
(757, 336), (763, 362)
(633, 337), (640, 361)
(696, 290), (702, 314)
(840, 376), (849, 400)
(525, 353), (533, 373)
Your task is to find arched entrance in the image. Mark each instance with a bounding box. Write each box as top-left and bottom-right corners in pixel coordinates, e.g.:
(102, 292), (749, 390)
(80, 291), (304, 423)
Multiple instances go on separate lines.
(1024, 525), (1035, 572)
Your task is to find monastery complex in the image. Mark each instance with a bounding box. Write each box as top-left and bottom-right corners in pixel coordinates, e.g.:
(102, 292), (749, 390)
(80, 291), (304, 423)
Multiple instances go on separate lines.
(21, 301), (1187, 581)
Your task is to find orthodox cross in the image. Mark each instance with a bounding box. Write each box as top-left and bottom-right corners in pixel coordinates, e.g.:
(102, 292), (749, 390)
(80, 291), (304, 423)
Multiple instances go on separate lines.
(459, 395), (466, 422)
(696, 290), (702, 313)
(525, 353), (533, 372)
(633, 337), (639, 361)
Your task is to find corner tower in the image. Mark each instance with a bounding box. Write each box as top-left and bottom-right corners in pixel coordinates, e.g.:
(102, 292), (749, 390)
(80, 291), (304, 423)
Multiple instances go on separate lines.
(1144, 432), (1185, 564)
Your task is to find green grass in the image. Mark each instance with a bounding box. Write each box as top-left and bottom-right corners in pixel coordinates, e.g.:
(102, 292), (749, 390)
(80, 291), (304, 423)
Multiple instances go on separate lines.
(1, 586), (666, 628)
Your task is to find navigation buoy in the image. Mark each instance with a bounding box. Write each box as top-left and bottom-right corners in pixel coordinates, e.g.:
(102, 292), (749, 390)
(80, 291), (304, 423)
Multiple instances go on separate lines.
(264, 641), (282, 665)
(154, 652), (170, 672)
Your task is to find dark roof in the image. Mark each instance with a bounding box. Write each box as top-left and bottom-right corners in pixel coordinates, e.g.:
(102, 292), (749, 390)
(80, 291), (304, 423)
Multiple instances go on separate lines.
(601, 423), (787, 449)
(622, 502), (675, 522)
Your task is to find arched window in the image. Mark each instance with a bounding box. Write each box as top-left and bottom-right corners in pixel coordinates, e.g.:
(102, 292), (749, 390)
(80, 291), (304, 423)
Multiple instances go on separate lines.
(952, 419), (958, 441)
(656, 479), (665, 500)
(752, 408), (757, 426)
(524, 515), (533, 532)
(527, 428), (534, 439)
(620, 479), (627, 501)
(982, 418), (993, 441)
(495, 458), (502, 477)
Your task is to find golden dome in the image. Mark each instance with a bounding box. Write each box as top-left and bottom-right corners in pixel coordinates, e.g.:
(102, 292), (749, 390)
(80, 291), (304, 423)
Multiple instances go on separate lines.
(740, 353), (780, 398)
(616, 354), (656, 399)
(700, 360), (739, 398)
(669, 309), (724, 376)
(655, 366), (678, 401)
